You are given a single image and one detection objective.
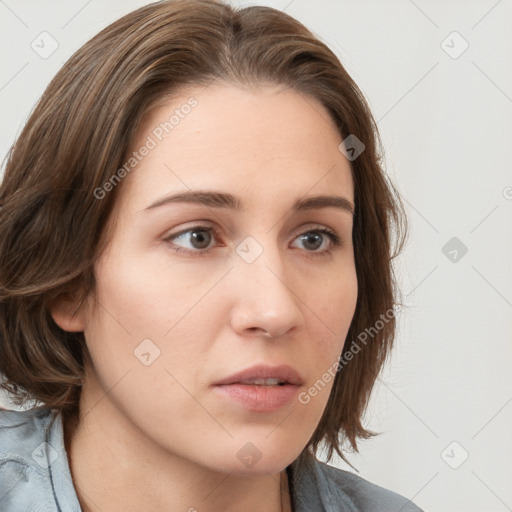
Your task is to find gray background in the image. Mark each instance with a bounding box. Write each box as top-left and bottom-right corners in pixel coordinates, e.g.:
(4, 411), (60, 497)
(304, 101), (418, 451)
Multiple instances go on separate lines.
(1, 1), (511, 511)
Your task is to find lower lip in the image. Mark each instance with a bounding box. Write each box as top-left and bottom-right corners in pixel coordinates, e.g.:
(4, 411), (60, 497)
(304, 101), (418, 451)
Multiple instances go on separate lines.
(214, 384), (300, 412)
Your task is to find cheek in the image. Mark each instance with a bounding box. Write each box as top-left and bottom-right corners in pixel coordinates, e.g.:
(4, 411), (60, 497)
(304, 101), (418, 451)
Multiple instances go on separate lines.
(82, 251), (223, 395)
(81, 259), (217, 442)
(300, 266), (357, 403)
(308, 264), (358, 347)
(87, 247), (215, 339)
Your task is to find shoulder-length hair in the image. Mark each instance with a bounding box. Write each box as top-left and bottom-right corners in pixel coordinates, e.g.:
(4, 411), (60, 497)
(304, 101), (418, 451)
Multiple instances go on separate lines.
(0, 0), (408, 464)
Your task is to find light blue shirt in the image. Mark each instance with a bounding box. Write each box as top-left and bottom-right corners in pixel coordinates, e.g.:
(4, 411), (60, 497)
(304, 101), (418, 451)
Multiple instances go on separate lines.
(0, 406), (423, 511)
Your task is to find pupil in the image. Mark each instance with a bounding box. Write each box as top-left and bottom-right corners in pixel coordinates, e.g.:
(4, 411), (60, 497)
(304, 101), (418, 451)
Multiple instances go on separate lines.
(303, 232), (321, 250)
(191, 230), (211, 249)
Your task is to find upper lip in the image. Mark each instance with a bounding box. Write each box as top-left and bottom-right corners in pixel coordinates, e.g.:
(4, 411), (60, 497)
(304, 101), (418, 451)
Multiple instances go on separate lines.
(213, 364), (304, 386)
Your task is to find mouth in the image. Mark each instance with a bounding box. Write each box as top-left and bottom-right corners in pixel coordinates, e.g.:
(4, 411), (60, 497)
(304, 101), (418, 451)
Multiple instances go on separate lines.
(213, 364), (304, 387)
(236, 378), (287, 386)
(212, 364), (304, 412)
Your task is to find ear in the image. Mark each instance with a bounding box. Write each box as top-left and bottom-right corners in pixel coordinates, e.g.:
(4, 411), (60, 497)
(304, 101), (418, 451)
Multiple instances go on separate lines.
(49, 291), (86, 332)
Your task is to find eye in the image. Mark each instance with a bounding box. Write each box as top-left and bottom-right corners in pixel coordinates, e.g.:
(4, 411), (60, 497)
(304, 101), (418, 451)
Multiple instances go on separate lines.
(163, 225), (342, 256)
(164, 225), (220, 255)
(291, 228), (342, 255)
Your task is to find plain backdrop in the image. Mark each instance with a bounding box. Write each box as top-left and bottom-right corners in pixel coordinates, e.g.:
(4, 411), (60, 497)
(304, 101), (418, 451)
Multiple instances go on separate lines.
(1, 1), (511, 511)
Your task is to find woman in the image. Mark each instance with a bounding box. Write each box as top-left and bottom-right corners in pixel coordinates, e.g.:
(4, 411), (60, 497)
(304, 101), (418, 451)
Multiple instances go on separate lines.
(0, 1), (420, 510)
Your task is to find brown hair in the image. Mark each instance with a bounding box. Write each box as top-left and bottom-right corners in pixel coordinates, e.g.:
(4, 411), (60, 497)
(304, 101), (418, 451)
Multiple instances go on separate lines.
(0, 0), (408, 464)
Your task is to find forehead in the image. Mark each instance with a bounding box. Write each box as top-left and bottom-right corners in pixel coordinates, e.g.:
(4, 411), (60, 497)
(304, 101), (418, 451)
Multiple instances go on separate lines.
(119, 82), (353, 211)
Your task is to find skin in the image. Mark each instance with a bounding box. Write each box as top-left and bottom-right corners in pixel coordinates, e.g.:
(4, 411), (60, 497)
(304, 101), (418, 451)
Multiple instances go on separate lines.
(52, 82), (358, 512)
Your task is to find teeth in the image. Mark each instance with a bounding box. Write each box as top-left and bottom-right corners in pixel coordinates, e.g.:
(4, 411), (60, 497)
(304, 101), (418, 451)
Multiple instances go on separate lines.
(239, 378), (284, 386)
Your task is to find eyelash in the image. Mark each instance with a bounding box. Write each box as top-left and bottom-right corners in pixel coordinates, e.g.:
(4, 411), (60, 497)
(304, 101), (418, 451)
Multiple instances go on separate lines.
(163, 224), (343, 257)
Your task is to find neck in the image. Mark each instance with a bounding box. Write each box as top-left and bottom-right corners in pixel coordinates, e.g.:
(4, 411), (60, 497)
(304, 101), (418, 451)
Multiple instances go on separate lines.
(62, 377), (293, 512)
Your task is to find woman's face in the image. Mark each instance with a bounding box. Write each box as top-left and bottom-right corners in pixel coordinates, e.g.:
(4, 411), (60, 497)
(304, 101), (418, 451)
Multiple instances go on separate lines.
(73, 82), (357, 475)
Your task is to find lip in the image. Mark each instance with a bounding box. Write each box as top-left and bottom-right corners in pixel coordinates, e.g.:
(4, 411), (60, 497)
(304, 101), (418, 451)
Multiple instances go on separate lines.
(213, 364), (304, 412)
(213, 364), (304, 386)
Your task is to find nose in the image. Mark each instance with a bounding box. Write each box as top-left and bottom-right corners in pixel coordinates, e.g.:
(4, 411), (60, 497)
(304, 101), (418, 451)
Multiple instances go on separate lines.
(228, 240), (305, 339)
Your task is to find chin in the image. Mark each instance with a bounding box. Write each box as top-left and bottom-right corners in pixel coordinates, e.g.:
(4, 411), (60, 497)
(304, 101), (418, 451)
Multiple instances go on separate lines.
(200, 436), (305, 476)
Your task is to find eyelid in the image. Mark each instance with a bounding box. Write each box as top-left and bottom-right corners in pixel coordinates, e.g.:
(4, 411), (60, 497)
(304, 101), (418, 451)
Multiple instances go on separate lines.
(165, 221), (218, 240)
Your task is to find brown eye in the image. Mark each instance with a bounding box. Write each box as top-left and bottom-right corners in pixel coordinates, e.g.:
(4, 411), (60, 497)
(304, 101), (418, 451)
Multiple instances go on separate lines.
(186, 229), (213, 249)
(164, 225), (342, 257)
(164, 226), (218, 254)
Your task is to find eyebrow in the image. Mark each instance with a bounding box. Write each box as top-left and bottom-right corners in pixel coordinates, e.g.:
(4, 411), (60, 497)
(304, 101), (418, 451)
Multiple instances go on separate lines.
(144, 190), (355, 216)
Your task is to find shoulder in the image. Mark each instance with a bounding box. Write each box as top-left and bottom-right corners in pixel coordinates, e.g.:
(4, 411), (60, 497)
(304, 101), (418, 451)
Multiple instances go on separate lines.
(0, 406), (78, 511)
(315, 458), (424, 511)
(290, 452), (424, 512)
(0, 406), (54, 466)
